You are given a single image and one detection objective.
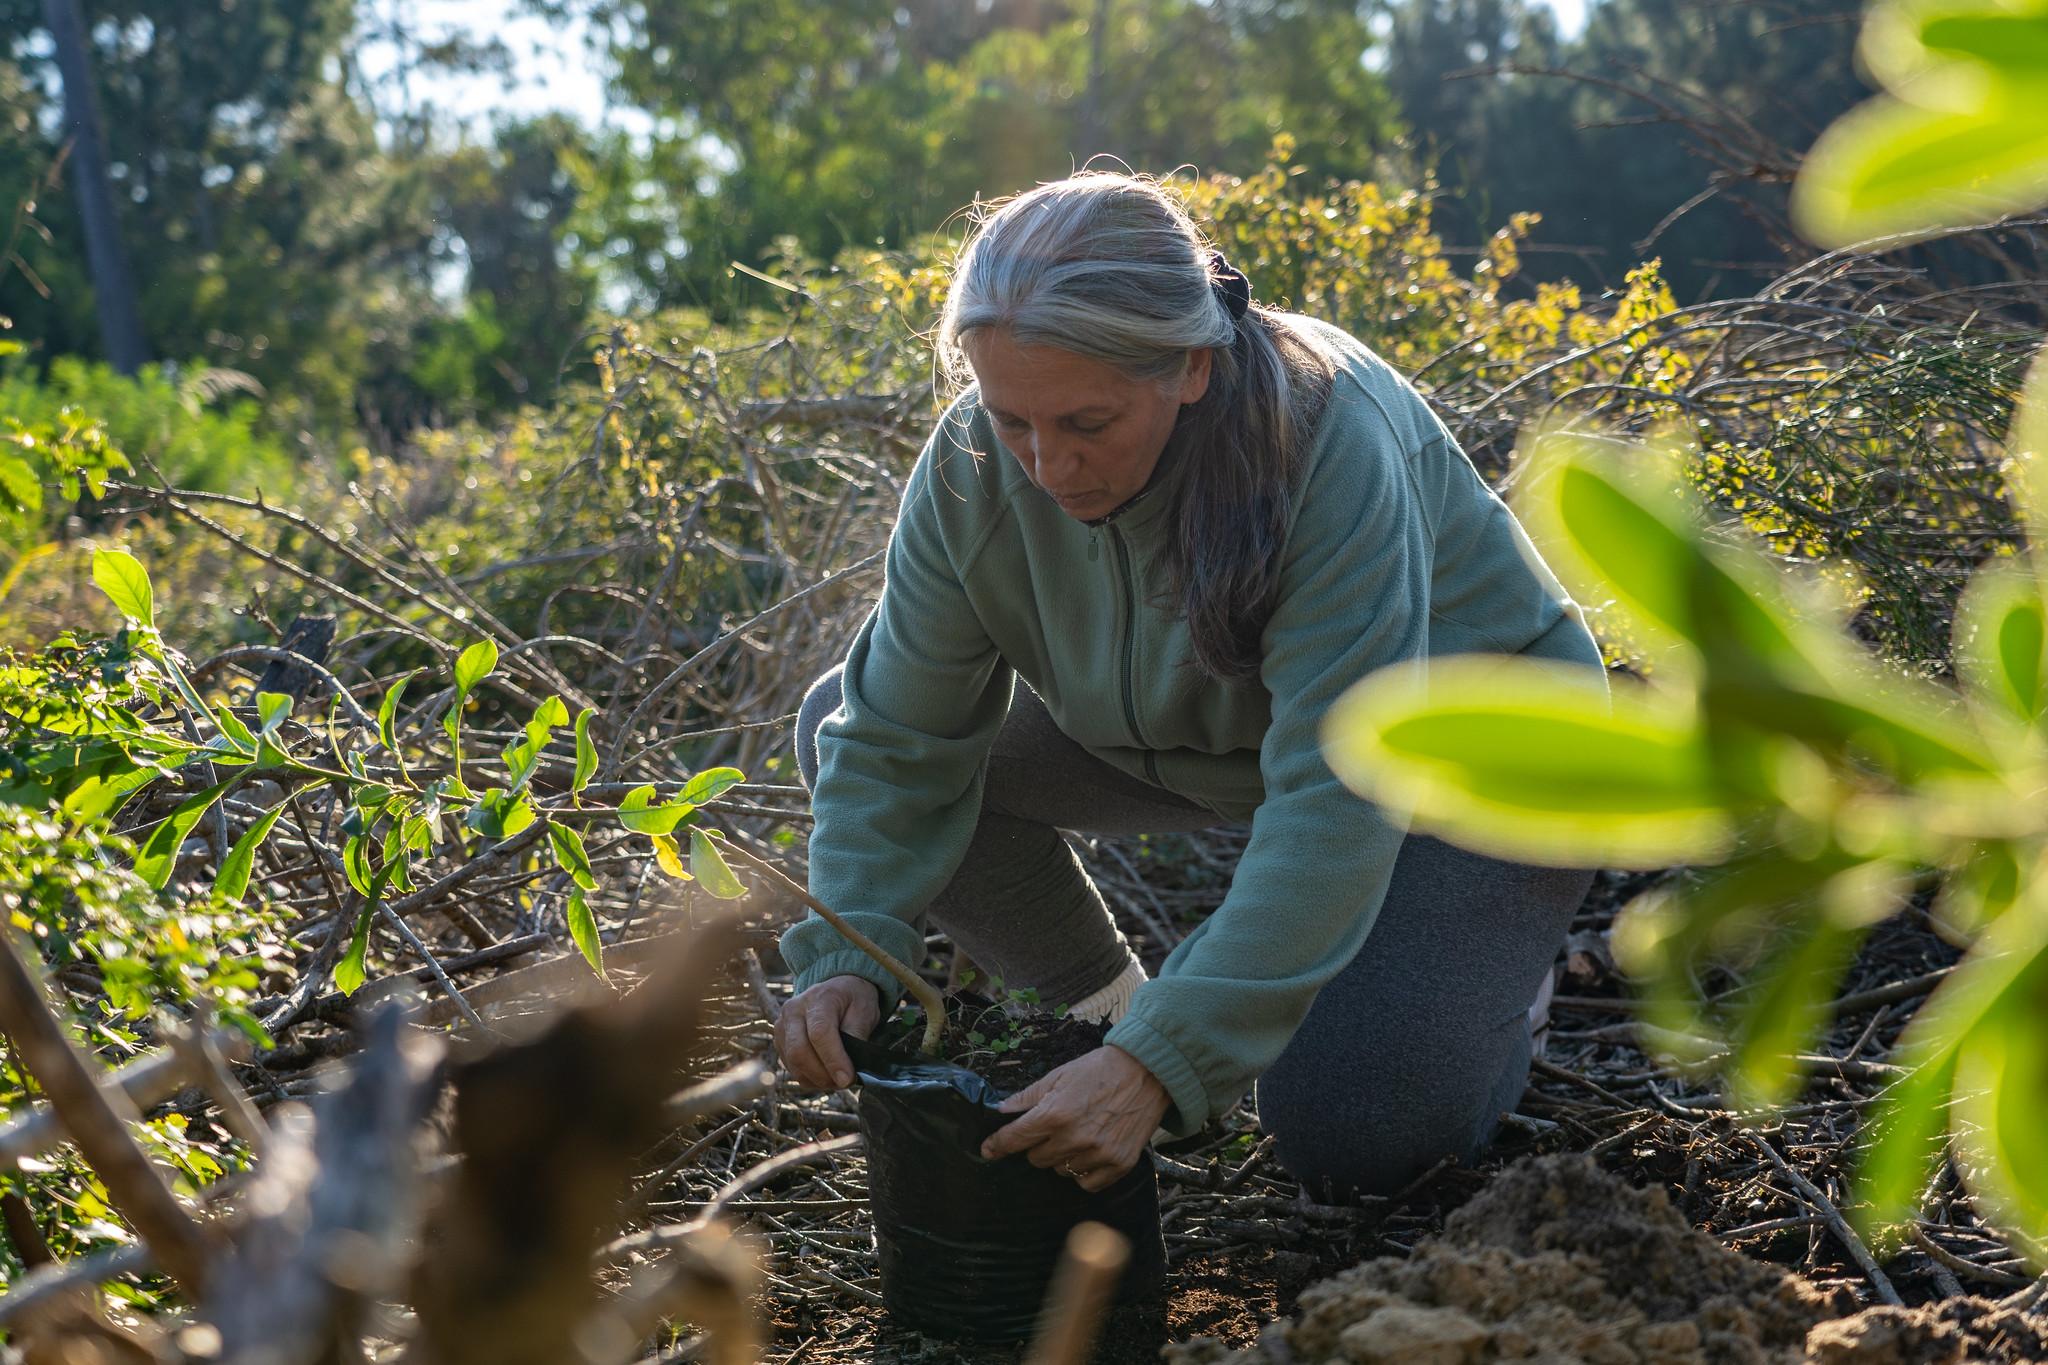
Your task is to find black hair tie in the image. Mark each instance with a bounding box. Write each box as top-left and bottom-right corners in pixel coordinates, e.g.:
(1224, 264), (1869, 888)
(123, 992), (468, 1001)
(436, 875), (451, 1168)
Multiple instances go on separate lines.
(1207, 248), (1252, 321)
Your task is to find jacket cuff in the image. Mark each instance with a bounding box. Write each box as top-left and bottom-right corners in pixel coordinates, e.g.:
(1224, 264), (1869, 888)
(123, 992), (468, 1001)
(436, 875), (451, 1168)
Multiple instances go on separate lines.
(778, 911), (924, 1015)
(1105, 1007), (1210, 1141)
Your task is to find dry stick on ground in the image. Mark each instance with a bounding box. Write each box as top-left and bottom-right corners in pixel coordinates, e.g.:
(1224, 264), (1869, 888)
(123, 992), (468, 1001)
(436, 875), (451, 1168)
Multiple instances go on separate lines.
(721, 841), (946, 1056)
(0, 929), (217, 1296)
(1752, 1133), (1903, 1307)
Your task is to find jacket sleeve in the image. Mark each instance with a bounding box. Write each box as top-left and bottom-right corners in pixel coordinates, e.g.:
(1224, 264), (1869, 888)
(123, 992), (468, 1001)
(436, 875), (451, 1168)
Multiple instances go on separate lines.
(777, 422), (1015, 1011)
(1103, 414), (1431, 1138)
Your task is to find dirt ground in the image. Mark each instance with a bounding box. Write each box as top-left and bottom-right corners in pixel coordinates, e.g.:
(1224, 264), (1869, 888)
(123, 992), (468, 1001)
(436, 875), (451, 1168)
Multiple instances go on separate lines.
(1162, 1154), (2048, 1364)
(704, 865), (2048, 1365)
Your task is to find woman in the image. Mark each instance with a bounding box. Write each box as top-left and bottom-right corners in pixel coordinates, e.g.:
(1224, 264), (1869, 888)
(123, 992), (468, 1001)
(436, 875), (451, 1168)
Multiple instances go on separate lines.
(771, 171), (1606, 1203)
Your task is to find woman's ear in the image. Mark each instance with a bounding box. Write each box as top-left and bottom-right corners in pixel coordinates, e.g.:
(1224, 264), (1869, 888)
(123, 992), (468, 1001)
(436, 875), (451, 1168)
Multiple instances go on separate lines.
(1179, 346), (1214, 406)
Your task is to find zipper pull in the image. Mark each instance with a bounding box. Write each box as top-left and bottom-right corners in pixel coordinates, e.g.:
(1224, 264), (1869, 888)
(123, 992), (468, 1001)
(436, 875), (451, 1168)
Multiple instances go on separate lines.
(1087, 526), (1101, 562)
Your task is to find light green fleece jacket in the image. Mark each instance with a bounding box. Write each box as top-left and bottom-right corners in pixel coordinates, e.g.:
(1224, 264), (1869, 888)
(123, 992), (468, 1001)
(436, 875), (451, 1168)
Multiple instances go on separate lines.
(780, 314), (1604, 1139)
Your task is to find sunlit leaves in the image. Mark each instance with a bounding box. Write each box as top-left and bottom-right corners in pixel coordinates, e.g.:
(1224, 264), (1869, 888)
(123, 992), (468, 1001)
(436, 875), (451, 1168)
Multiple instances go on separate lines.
(572, 707), (597, 796)
(1956, 564), (2048, 729)
(216, 804), (285, 904)
(133, 779), (232, 889)
(442, 638), (498, 778)
(547, 821), (598, 892)
(1325, 657), (1739, 867)
(619, 784), (693, 835)
(681, 766), (744, 806)
(503, 695), (568, 794)
(91, 549), (154, 630)
(567, 888), (605, 980)
(1796, 0), (2048, 245)
(690, 829), (747, 899)
(464, 787), (535, 840)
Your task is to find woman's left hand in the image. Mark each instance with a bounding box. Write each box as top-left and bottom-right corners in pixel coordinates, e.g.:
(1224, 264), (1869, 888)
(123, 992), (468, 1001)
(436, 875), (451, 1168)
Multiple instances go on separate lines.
(979, 1044), (1172, 1191)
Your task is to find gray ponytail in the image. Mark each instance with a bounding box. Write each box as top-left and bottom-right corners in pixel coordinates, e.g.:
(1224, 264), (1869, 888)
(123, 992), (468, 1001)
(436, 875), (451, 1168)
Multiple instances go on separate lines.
(936, 171), (1335, 684)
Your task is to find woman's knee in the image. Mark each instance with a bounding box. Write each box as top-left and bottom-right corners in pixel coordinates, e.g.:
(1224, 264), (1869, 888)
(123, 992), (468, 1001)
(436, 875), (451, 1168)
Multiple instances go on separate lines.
(1254, 1034), (1527, 1202)
(793, 665), (846, 792)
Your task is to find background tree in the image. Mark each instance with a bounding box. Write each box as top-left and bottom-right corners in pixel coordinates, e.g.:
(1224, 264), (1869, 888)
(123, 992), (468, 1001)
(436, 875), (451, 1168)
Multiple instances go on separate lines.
(529, 0), (1403, 309)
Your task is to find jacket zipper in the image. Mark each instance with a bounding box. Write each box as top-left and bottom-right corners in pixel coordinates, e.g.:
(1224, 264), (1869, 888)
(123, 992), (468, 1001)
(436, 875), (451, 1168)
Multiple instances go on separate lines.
(1108, 524), (1164, 787)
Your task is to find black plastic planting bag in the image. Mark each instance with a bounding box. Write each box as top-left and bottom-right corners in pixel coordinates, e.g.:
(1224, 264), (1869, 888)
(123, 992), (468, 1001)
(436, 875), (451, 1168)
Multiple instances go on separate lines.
(841, 1031), (1167, 1344)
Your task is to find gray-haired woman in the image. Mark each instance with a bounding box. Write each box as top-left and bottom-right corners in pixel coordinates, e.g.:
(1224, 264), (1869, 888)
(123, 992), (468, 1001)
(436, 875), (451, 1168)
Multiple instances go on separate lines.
(771, 170), (1606, 1203)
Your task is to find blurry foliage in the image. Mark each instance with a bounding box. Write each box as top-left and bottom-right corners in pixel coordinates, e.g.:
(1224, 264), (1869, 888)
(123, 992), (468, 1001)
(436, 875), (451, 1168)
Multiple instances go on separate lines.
(1326, 0), (2048, 1273)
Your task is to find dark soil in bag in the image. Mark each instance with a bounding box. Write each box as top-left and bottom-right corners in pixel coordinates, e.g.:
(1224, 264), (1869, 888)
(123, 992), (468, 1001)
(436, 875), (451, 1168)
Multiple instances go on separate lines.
(843, 1003), (1168, 1353)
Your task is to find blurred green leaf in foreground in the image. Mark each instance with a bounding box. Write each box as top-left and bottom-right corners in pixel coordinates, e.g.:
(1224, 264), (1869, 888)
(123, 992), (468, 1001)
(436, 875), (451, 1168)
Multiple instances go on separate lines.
(1330, 0), (2048, 1268)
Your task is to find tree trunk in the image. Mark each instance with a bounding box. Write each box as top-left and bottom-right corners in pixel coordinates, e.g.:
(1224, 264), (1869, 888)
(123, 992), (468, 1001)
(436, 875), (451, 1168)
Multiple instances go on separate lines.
(41, 0), (149, 375)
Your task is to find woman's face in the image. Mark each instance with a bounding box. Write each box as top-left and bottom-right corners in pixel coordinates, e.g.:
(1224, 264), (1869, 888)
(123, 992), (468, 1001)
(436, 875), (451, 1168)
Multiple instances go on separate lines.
(963, 327), (1211, 523)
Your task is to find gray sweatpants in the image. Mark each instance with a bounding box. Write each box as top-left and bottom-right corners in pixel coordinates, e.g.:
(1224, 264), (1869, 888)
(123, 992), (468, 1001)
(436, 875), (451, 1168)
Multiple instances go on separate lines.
(794, 666), (1594, 1201)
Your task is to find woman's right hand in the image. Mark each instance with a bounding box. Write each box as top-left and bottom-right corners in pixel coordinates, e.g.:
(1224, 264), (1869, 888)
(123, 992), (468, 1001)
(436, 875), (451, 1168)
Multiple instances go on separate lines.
(774, 974), (883, 1090)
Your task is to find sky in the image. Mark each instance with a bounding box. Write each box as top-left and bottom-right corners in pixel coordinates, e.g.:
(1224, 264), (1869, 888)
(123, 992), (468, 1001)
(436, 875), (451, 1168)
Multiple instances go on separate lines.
(360, 0), (1593, 135)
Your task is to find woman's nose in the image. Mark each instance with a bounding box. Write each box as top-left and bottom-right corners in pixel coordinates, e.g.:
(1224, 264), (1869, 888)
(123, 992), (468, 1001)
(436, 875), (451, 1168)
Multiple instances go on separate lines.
(1029, 430), (1081, 485)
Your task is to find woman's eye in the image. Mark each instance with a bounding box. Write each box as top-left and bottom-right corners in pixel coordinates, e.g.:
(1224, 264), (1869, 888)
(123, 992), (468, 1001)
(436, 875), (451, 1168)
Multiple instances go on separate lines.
(1073, 422), (1107, 436)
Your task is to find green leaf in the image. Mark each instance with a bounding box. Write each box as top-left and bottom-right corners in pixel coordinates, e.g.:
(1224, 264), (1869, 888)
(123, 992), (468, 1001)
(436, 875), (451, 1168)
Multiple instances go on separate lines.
(2008, 348), (2048, 569)
(572, 707), (597, 795)
(92, 549), (155, 629)
(502, 696), (567, 795)
(689, 829), (747, 899)
(332, 862), (400, 998)
(547, 821), (599, 892)
(681, 766), (745, 806)
(60, 764), (157, 825)
(1851, 909), (2048, 1254)
(212, 706), (258, 757)
(343, 832), (373, 897)
(567, 888), (606, 980)
(618, 783), (693, 835)
(1862, 1), (2048, 108)
(1793, 93), (2048, 247)
(1515, 433), (1818, 676)
(463, 787), (535, 840)
(1724, 901), (1876, 1117)
(255, 691), (292, 737)
(377, 669), (420, 756)
(216, 804), (286, 903)
(453, 638), (498, 698)
(1323, 656), (1740, 868)
(1948, 969), (2048, 1258)
(133, 779), (232, 889)
(1956, 563), (2048, 727)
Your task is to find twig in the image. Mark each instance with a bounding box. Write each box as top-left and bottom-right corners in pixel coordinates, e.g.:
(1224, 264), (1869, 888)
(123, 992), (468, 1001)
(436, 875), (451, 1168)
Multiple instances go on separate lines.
(1753, 1135), (1902, 1306)
(720, 841), (946, 1057)
(0, 930), (215, 1295)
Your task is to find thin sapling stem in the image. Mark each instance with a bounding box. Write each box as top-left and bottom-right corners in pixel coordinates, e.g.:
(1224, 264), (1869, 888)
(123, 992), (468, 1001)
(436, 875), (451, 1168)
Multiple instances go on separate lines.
(721, 843), (947, 1056)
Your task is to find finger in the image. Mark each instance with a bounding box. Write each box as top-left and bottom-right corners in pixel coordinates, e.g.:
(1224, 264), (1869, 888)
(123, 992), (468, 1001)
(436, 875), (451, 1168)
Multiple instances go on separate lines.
(805, 1001), (858, 1089)
(1078, 1159), (1128, 1193)
(996, 1074), (1051, 1114)
(981, 1103), (1062, 1161)
(776, 1009), (829, 1090)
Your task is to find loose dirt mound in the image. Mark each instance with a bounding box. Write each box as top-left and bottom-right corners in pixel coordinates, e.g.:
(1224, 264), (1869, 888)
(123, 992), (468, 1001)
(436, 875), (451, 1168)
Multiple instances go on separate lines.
(1162, 1153), (2045, 1365)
